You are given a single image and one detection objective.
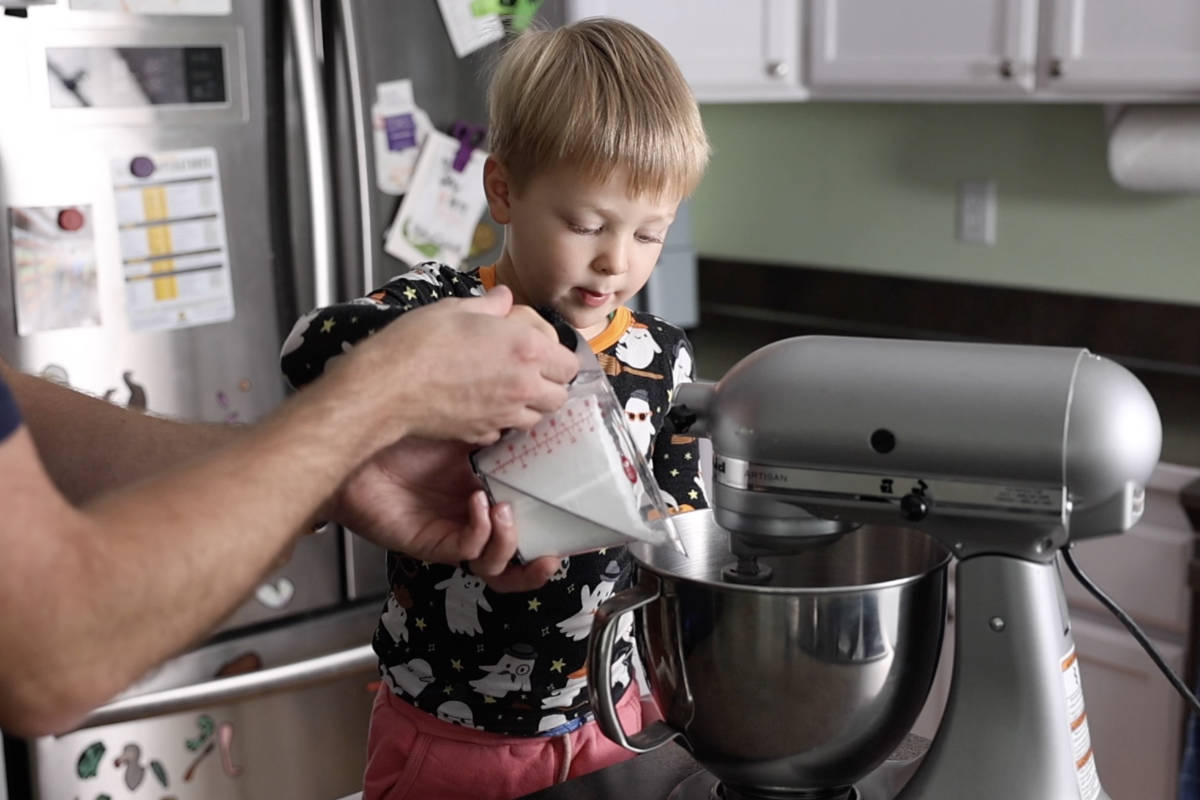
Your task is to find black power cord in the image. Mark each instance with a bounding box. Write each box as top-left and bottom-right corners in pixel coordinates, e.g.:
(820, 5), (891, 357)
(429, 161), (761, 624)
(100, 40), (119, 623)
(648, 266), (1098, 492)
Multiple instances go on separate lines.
(1062, 544), (1200, 717)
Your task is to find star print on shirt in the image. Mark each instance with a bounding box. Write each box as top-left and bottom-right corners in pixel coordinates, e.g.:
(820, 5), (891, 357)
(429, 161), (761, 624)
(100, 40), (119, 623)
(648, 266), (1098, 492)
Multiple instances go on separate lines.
(403, 286), (418, 301)
(528, 598), (542, 612)
(451, 659), (463, 671)
(550, 659), (566, 673)
(688, 489), (700, 500)
(670, 469), (680, 477)
(415, 618), (427, 631)
(320, 318), (335, 333)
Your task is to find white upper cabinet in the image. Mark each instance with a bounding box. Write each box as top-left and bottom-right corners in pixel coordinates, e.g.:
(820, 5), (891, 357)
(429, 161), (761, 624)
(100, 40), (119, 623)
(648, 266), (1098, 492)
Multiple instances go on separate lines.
(1041, 0), (1200, 96)
(808, 0), (1040, 97)
(563, 0), (806, 102)
(566, 0), (1200, 102)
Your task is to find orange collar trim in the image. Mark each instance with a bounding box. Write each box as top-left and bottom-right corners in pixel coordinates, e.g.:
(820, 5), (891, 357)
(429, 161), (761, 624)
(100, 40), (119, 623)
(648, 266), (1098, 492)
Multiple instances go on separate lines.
(478, 264), (497, 290)
(476, 263), (632, 354)
(587, 307), (632, 353)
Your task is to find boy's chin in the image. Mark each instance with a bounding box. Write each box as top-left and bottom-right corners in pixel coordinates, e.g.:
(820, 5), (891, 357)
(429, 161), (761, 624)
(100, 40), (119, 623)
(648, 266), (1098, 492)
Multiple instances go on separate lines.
(559, 307), (612, 336)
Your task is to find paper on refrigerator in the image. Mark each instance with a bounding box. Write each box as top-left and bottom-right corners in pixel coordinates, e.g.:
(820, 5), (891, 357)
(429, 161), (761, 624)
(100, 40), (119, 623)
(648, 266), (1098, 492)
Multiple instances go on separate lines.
(372, 79), (433, 196)
(436, 0), (504, 58)
(383, 130), (488, 268)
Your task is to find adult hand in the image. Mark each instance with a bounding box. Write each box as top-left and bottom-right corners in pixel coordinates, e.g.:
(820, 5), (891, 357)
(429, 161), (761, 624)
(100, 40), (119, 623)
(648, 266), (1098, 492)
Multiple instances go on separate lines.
(328, 285), (578, 447)
(330, 437), (562, 593)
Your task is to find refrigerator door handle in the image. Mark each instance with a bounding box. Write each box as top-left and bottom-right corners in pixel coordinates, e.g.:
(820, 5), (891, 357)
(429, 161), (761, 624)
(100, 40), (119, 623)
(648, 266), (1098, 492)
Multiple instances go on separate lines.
(61, 644), (377, 733)
(336, 0), (375, 297)
(287, 0), (338, 307)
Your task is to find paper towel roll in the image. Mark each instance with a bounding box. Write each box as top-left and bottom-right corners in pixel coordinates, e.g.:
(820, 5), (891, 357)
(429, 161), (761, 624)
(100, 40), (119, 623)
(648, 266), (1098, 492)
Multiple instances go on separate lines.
(1108, 105), (1200, 193)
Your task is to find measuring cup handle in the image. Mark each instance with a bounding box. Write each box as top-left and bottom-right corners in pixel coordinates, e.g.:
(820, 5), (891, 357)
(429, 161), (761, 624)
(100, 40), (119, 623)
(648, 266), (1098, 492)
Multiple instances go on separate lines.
(587, 578), (683, 754)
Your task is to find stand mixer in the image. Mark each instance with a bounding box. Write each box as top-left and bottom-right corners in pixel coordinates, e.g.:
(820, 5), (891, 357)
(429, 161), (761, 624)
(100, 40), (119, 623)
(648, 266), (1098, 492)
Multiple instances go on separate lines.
(587, 336), (1167, 800)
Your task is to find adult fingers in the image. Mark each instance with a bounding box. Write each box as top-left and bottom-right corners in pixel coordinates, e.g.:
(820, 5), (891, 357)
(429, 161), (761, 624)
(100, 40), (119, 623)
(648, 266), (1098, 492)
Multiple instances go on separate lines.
(538, 339), (580, 385)
(523, 382), (569, 415)
(457, 285), (514, 317)
(483, 556), (560, 594)
(467, 501), (520, 577)
(506, 304), (559, 343)
(454, 490), (493, 562)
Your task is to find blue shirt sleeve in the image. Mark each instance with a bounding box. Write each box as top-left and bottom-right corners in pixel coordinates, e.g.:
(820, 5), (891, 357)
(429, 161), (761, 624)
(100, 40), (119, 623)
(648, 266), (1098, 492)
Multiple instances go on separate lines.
(0, 373), (22, 443)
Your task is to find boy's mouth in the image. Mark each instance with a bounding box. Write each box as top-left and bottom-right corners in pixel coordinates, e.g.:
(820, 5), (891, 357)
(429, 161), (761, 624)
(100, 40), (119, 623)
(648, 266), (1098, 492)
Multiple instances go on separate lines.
(575, 287), (612, 308)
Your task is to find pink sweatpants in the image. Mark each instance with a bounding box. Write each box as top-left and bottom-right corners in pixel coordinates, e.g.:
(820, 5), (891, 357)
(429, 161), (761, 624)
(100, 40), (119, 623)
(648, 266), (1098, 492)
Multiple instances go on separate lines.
(362, 684), (645, 800)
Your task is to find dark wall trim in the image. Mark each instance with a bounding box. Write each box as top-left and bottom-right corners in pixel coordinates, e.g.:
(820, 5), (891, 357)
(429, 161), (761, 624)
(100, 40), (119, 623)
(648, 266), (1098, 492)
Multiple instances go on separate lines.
(698, 257), (1200, 376)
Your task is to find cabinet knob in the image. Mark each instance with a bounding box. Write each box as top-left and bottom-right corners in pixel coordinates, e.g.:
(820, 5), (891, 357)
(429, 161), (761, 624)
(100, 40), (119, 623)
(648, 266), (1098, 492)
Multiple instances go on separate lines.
(765, 60), (789, 78)
(1049, 58), (1064, 78)
(998, 59), (1014, 79)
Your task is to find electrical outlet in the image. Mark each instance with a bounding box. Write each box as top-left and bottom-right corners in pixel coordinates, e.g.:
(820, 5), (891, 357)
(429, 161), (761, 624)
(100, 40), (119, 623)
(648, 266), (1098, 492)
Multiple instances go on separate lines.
(956, 180), (996, 246)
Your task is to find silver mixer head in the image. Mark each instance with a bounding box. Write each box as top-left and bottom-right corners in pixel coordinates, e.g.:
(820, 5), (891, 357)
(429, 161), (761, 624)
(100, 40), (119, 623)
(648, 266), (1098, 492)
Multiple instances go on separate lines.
(670, 336), (1161, 562)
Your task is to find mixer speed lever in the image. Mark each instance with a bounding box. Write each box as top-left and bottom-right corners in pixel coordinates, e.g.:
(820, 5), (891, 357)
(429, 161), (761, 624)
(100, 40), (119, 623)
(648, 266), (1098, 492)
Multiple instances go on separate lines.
(900, 492), (929, 522)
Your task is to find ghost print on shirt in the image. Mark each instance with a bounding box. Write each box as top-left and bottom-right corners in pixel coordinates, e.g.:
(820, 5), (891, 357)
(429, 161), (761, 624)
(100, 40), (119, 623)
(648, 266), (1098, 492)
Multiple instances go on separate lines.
(435, 567), (492, 636)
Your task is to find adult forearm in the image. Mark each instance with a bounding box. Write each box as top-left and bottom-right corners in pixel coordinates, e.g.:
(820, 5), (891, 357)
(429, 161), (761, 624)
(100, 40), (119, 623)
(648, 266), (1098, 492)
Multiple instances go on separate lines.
(7, 381), (395, 735)
(1, 365), (239, 504)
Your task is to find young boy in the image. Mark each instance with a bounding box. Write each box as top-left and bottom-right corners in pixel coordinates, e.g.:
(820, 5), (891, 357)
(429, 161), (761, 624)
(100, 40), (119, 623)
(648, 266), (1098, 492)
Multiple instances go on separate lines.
(281, 18), (709, 800)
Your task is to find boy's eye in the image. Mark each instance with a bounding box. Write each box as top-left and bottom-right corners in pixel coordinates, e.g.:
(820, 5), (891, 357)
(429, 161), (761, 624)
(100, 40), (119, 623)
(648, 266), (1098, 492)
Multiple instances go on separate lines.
(636, 232), (665, 244)
(568, 222), (601, 235)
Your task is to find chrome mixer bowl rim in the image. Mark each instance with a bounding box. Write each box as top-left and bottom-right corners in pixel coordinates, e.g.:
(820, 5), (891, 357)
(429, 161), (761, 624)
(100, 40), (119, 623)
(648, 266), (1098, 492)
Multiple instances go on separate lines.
(627, 529), (952, 595)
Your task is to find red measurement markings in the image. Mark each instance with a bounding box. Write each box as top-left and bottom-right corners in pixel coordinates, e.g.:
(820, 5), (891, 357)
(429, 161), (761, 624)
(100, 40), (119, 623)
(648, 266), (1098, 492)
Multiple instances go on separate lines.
(481, 399), (599, 474)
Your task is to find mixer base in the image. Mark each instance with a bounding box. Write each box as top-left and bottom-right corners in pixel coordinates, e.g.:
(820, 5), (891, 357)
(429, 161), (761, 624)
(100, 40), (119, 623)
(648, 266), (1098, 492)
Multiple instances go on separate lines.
(667, 770), (860, 800)
(666, 744), (925, 800)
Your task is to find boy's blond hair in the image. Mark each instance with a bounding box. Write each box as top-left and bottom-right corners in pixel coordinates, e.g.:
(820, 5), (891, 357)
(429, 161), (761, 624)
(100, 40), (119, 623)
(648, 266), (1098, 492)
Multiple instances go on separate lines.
(487, 18), (709, 201)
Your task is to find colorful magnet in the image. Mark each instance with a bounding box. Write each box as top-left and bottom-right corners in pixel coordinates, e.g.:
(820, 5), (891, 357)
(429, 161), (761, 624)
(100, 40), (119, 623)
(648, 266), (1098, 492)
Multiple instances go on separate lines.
(76, 741), (105, 779)
(183, 741), (215, 782)
(185, 714), (214, 751)
(218, 721), (243, 777)
(113, 743), (145, 791)
(470, 0), (543, 31)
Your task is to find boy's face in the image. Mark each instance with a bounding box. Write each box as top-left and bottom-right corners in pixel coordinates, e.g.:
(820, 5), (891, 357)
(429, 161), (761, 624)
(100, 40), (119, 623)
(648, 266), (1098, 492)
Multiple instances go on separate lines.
(485, 159), (679, 339)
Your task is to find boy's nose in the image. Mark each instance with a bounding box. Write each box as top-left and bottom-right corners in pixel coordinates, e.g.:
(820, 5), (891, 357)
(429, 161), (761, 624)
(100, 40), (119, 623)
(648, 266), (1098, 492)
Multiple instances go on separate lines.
(592, 241), (629, 275)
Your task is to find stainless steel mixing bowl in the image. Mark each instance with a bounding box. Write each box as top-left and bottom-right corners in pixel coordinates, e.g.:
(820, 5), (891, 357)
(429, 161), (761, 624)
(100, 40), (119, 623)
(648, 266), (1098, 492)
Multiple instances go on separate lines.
(588, 510), (950, 796)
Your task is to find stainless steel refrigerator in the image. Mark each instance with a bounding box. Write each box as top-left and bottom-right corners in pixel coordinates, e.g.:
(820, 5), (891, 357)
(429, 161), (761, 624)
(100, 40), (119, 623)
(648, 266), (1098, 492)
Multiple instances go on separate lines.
(0, 1), (512, 797)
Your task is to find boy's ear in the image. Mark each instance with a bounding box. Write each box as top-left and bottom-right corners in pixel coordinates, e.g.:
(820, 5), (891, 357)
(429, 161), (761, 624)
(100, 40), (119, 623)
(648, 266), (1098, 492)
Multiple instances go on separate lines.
(483, 157), (512, 225)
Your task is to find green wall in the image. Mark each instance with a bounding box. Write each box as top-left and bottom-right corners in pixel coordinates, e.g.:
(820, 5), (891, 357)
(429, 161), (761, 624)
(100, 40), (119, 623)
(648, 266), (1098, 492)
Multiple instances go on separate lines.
(690, 103), (1200, 307)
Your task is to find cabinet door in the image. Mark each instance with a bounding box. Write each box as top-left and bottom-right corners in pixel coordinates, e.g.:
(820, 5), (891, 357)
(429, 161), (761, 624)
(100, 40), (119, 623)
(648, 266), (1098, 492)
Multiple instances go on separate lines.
(563, 0), (804, 102)
(1043, 0), (1200, 94)
(808, 0), (1038, 97)
(1072, 614), (1186, 800)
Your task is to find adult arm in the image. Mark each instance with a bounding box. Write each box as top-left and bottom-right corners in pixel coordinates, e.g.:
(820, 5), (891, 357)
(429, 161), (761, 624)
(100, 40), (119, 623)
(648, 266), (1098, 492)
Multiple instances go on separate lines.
(0, 288), (576, 736)
(0, 360), (239, 504)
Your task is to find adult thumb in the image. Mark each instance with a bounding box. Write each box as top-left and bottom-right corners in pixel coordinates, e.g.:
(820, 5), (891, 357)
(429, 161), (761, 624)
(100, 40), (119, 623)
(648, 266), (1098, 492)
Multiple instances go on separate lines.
(463, 285), (513, 317)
